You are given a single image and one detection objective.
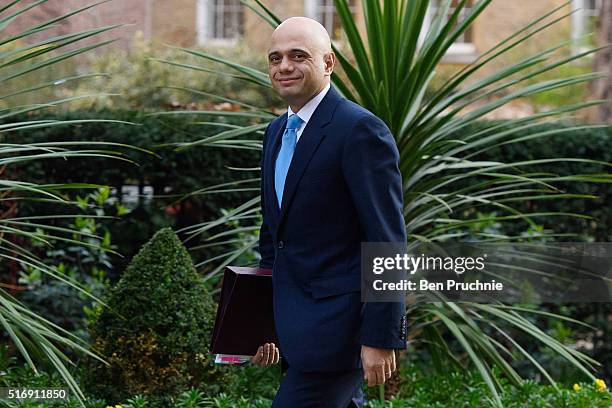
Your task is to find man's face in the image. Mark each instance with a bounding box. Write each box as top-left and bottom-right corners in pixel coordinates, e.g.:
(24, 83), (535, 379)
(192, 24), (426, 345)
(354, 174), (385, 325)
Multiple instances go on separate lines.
(267, 30), (331, 107)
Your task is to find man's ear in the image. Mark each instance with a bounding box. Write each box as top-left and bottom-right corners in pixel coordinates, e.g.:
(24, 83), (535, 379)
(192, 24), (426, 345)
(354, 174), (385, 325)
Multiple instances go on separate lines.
(324, 52), (336, 75)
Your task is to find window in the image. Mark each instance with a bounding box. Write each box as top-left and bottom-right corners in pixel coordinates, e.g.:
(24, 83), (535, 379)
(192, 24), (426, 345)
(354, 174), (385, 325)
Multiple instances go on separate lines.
(304, 0), (357, 40)
(571, 0), (602, 50)
(196, 0), (244, 44)
(113, 185), (154, 207)
(424, 0), (476, 60)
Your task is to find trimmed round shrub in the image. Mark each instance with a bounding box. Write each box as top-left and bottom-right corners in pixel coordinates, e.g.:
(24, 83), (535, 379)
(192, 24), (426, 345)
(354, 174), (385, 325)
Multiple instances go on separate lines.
(82, 227), (230, 402)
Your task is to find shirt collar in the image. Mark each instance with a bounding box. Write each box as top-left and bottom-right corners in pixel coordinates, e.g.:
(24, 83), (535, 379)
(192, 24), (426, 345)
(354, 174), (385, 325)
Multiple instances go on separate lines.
(287, 83), (331, 126)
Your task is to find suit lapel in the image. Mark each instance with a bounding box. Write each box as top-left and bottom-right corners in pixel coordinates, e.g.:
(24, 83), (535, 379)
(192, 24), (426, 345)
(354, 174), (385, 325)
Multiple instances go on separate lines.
(267, 114), (287, 218)
(276, 86), (343, 232)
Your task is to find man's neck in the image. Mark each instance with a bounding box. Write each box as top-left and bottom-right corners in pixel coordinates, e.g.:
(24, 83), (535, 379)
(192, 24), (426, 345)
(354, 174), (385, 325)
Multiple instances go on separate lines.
(288, 83), (329, 113)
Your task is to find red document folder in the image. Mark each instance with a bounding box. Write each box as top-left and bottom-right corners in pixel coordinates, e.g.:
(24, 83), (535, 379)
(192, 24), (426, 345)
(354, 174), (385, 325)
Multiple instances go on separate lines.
(210, 266), (278, 356)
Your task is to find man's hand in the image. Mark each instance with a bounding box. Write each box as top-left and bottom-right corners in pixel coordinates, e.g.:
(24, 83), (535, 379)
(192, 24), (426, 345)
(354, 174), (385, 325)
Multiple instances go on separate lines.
(361, 345), (396, 386)
(250, 343), (280, 366)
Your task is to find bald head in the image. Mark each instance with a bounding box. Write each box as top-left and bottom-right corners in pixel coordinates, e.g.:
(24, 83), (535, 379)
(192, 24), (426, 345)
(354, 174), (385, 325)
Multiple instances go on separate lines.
(272, 17), (332, 54)
(267, 17), (336, 112)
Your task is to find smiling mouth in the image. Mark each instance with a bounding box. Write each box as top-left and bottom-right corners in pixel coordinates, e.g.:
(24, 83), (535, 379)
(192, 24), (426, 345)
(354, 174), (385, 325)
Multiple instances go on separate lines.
(278, 78), (300, 85)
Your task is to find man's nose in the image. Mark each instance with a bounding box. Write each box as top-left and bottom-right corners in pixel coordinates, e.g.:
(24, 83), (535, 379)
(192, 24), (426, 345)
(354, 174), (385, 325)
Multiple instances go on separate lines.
(279, 56), (294, 72)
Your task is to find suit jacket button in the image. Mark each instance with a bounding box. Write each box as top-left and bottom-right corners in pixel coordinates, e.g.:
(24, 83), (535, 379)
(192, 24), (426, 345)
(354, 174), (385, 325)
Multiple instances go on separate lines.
(278, 241), (284, 249)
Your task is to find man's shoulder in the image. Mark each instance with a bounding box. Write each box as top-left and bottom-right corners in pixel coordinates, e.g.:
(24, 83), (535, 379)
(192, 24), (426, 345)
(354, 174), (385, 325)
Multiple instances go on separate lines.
(333, 98), (395, 147)
(335, 98), (386, 128)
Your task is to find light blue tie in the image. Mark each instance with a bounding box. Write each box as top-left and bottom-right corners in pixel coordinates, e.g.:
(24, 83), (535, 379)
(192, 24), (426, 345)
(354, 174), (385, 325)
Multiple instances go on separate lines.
(275, 113), (304, 207)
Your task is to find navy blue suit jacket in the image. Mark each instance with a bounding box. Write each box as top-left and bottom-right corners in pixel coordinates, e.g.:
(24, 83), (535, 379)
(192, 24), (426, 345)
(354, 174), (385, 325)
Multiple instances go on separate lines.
(258, 85), (407, 372)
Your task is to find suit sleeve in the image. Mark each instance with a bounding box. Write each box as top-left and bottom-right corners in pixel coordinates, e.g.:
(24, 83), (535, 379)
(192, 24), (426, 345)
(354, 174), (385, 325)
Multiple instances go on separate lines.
(342, 114), (407, 349)
(257, 123), (276, 269)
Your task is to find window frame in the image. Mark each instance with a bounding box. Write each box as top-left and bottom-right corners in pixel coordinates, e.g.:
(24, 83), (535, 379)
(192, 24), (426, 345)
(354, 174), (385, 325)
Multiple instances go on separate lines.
(422, 0), (478, 62)
(304, 0), (357, 42)
(196, 0), (244, 45)
(571, 0), (601, 53)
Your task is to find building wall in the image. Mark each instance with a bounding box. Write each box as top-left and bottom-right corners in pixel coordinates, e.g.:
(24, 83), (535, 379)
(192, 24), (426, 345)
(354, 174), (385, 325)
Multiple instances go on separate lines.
(4, 0), (579, 62)
(242, 0), (286, 52)
(3, 0), (148, 51)
(477, 0), (569, 52)
(151, 0), (197, 46)
(224, 0), (572, 65)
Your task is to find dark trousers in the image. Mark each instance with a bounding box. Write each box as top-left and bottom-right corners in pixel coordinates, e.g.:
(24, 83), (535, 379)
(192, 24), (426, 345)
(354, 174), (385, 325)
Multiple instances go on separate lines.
(272, 365), (365, 408)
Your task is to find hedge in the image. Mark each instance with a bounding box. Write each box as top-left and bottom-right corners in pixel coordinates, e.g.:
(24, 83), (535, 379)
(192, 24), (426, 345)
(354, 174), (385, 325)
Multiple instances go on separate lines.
(3, 112), (610, 278)
(464, 121), (611, 242)
(1, 109), (262, 276)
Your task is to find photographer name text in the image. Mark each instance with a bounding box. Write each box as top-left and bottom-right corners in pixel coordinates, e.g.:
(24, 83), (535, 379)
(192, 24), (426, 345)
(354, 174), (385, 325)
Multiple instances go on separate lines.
(372, 279), (503, 292)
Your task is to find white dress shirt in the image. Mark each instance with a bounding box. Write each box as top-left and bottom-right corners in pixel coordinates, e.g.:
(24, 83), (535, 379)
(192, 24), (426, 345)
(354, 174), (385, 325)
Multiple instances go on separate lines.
(287, 83), (330, 143)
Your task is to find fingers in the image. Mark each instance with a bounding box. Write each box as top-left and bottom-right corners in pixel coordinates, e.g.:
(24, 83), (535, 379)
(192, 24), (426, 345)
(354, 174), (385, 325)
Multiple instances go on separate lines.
(365, 365), (385, 387)
(364, 353), (397, 386)
(378, 362), (386, 384)
(364, 362), (384, 387)
(384, 358), (393, 380)
(250, 346), (264, 364)
(250, 343), (279, 366)
(364, 368), (375, 387)
(261, 344), (270, 365)
(264, 343), (271, 365)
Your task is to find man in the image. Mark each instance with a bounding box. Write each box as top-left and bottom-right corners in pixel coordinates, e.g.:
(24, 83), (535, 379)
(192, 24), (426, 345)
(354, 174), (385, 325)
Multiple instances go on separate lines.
(251, 16), (407, 407)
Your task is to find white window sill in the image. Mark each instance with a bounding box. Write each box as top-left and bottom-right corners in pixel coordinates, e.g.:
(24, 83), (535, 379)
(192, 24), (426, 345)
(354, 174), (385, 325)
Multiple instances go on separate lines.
(442, 43), (478, 64)
(198, 37), (240, 47)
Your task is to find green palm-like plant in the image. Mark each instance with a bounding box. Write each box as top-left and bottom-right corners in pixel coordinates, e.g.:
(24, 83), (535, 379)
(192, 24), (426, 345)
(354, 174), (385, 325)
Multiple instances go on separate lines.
(1, 1), (144, 405)
(156, 0), (611, 405)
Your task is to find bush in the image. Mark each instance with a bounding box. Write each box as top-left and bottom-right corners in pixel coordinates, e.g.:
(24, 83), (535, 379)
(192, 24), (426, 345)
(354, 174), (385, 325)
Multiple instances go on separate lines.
(2, 109), (261, 276)
(455, 121), (611, 241)
(81, 227), (231, 403)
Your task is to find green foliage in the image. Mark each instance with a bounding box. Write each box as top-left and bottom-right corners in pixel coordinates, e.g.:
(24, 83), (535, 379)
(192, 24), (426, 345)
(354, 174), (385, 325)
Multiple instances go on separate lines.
(204, 394), (272, 408)
(365, 363), (611, 408)
(56, 33), (283, 110)
(0, 342), (279, 407)
(162, 0), (611, 405)
(3, 352), (609, 408)
(0, 346), (107, 408)
(478, 21), (595, 112)
(457, 121), (611, 241)
(0, 1), (136, 405)
(82, 228), (231, 402)
(124, 395), (150, 408)
(0, 39), (79, 109)
(17, 187), (124, 341)
(221, 363), (280, 400)
(2, 109), (261, 273)
(510, 303), (612, 388)
(522, 63), (593, 110)
(4, 112), (610, 253)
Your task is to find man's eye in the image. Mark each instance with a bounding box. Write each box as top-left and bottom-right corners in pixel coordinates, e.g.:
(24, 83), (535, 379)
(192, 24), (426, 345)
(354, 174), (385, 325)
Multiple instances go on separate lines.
(293, 54), (305, 60)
